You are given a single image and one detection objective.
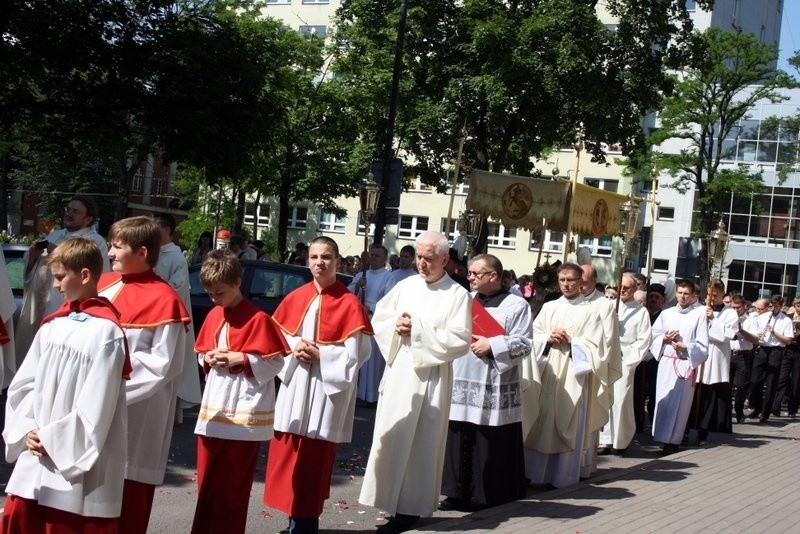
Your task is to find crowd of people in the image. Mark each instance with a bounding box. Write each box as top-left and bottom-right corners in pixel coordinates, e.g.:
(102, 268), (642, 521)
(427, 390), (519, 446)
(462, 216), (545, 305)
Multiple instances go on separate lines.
(2, 199), (799, 534)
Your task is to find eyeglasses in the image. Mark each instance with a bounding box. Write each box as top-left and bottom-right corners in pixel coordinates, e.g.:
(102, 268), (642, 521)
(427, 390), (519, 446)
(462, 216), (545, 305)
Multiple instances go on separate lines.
(558, 277), (580, 283)
(467, 271), (492, 279)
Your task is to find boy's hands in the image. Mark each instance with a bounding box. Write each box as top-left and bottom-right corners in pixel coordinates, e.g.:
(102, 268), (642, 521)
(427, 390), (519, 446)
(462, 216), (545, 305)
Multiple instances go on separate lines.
(204, 348), (246, 369)
(26, 429), (47, 457)
(293, 339), (320, 363)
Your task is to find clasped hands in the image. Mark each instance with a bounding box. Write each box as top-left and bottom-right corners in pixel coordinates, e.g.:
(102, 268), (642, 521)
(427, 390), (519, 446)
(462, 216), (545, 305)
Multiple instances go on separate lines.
(663, 330), (687, 352)
(293, 339), (320, 364)
(204, 348), (246, 370)
(548, 328), (571, 346)
(395, 312), (412, 336)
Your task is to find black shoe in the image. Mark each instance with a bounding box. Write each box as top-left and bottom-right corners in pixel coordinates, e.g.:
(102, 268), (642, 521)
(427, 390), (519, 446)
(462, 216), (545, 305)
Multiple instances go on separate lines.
(611, 448), (627, 456)
(759, 416), (769, 423)
(772, 409), (782, 417)
(376, 514), (420, 534)
(597, 445), (612, 456)
(438, 497), (471, 512)
(746, 410), (761, 419)
(661, 444), (679, 456)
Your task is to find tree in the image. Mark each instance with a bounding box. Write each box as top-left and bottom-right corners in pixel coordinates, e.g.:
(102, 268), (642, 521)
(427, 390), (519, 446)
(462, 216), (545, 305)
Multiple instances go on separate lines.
(0, 1), (288, 224)
(332, 0), (705, 178)
(330, 0), (709, 248)
(645, 27), (794, 287)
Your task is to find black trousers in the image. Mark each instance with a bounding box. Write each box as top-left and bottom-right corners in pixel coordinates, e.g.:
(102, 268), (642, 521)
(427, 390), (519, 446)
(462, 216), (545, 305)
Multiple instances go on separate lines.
(773, 346), (800, 415)
(750, 345), (785, 418)
(730, 349), (754, 419)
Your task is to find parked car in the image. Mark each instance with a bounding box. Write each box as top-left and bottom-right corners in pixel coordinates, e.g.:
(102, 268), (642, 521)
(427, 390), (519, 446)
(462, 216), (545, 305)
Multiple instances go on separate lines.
(188, 260), (353, 335)
(2, 243), (29, 327)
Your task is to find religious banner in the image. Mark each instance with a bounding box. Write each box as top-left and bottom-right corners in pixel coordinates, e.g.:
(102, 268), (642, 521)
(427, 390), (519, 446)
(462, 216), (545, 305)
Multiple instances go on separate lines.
(571, 183), (628, 237)
(466, 170), (571, 233)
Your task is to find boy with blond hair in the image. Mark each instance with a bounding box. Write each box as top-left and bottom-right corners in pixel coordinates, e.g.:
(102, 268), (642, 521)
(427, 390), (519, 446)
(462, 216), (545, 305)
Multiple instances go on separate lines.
(2, 237), (130, 532)
(190, 250), (289, 534)
(98, 216), (190, 533)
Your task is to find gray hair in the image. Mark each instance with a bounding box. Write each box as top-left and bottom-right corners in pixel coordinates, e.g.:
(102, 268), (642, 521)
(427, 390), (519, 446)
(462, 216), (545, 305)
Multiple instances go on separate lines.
(415, 231), (449, 256)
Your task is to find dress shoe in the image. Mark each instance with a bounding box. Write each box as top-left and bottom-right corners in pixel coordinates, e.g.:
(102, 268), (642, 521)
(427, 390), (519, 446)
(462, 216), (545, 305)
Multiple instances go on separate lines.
(736, 415), (744, 424)
(597, 445), (612, 456)
(746, 410), (761, 419)
(772, 409), (782, 417)
(438, 497), (471, 512)
(376, 513), (420, 534)
(759, 415), (769, 423)
(661, 444), (679, 456)
(611, 448), (627, 456)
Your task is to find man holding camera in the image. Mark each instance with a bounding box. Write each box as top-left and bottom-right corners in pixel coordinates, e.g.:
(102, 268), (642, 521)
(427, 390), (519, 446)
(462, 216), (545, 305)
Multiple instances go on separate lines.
(15, 196), (109, 361)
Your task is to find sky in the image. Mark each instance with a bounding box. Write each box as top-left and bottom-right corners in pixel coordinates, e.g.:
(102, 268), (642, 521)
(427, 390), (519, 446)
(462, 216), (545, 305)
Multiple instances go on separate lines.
(778, 0), (798, 72)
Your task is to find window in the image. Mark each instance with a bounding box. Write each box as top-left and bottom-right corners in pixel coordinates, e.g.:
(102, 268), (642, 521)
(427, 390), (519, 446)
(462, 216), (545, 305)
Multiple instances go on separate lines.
(583, 178), (619, 192)
(657, 206), (675, 220)
(440, 217), (460, 242)
(299, 25), (327, 39)
(266, 0), (291, 4)
(530, 230), (564, 253)
(302, 0), (330, 3)
(578, 235), (613, 257)
(244, 202), (270, 227)
(319, 211), (346, 233)
(487, 221), (517, 249)
(153, 175), (164, 196)
(685, 0), (696, 11)
(653, 258), (670, 272)
(288, 206), (308, 229)
(398, 215), (429, 239)
(132, 169), (143, 192)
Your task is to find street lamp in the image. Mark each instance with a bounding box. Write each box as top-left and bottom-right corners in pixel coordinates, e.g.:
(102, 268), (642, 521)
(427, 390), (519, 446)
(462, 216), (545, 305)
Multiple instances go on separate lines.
(358, 175), (381, 305)
(615, 195), (641, 310)
(706, 218), (730, 283)
(461, 208), (483, 259)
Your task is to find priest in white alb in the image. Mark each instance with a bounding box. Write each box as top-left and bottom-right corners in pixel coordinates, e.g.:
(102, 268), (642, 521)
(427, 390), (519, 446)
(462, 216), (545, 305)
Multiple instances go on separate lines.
(359, 231), (471, 533)
(523, 263), (604, 488)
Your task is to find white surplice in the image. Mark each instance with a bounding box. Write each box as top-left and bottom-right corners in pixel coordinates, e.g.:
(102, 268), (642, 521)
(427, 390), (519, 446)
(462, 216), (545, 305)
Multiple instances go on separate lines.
(99, 279), (186, 486)
(649, 303), (709, 445)
(3, 313), (128, 518)
(359, 274), (471, 517)
(702, 306), (739, 385)
(449, 292), (532, 426)
(599, 300), (651, 449)
(273, 295), (371, 442)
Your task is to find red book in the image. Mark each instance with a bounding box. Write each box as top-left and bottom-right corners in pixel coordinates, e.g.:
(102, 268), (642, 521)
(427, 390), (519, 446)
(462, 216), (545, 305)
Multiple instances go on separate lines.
(471, 298), (505, 341)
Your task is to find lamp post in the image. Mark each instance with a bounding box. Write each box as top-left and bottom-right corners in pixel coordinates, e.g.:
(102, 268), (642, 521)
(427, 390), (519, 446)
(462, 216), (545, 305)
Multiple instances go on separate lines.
(615, 195), (641, 311)
(462, 208), (483, 260)
(358, 176), (381, 306)
(706, 219), (730, 285)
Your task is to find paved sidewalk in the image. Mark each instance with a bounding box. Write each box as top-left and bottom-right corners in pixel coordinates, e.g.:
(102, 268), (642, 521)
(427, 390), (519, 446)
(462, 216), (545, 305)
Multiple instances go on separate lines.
(408, 420), (800, 533)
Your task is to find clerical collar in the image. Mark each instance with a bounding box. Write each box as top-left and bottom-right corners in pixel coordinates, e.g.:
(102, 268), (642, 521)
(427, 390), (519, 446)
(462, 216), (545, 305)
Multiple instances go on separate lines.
(713, 304), (724, 312)
(475, 289), (509, 308)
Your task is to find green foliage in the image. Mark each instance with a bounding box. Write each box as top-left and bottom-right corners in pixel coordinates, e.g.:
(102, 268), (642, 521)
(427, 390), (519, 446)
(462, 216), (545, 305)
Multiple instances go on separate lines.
(331, 0), (701, 188)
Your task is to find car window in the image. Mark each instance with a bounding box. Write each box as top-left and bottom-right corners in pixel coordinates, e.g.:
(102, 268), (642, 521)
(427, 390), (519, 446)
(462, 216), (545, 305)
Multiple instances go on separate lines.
(250, 268), (307, 299)
(188, 268), (204, 296)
